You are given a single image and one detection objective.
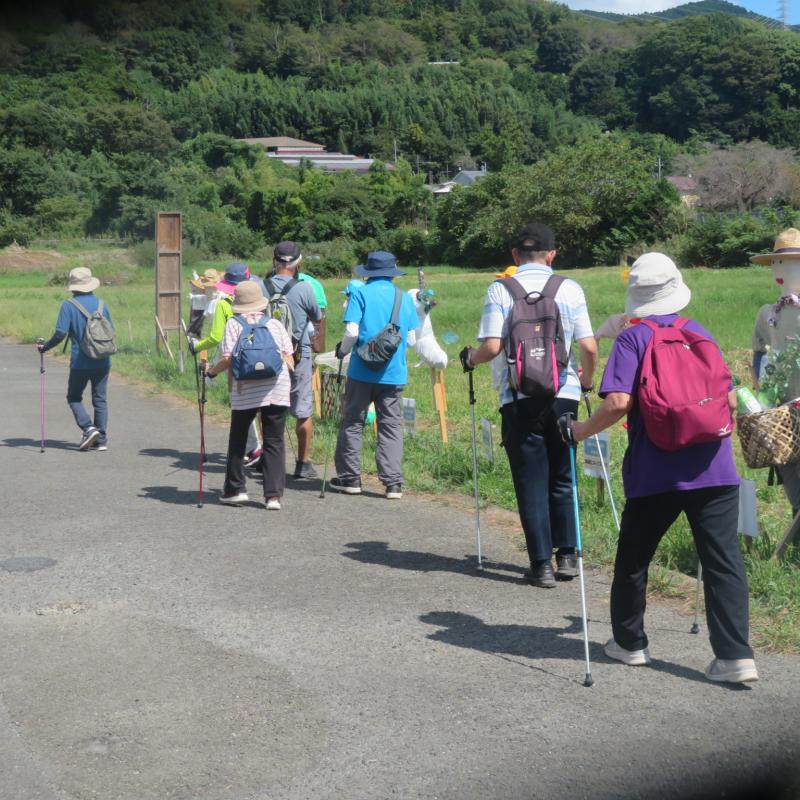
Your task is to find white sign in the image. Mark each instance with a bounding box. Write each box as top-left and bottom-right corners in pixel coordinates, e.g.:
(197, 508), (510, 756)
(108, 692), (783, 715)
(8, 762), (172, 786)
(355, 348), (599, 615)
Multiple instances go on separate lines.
(480, 418), (494, 463)
(583, 432), (611, 479)
(737, 478), (758, 538)
(402, 398), (417, 437)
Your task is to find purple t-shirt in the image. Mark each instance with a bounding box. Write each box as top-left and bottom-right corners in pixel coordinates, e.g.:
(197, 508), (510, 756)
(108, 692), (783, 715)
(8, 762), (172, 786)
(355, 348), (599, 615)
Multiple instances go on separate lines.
(599, 314), (739, 499)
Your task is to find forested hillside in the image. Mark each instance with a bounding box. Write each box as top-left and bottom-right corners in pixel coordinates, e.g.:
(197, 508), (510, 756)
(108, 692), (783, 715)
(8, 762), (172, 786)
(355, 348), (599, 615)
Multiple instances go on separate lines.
(1, 0), (799, 267)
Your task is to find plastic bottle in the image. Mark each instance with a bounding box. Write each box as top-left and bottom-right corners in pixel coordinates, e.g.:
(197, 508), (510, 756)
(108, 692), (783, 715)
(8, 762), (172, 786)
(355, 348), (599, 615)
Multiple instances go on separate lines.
(736, 387), (763, 415)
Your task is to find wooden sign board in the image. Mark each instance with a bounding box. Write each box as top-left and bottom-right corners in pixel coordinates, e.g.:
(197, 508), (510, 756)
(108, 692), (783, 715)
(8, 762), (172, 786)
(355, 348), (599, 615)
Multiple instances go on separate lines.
(155, 211), (182, 356)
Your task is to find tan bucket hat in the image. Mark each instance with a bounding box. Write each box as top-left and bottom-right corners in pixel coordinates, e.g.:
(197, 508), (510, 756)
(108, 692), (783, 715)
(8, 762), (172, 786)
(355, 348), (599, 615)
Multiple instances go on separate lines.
(190, 268), (222, 289)
(232, 280), (268, 314)
(68, 267), (100, 293)
(624, 253), (691, 317)
(750, 228), (800, 265)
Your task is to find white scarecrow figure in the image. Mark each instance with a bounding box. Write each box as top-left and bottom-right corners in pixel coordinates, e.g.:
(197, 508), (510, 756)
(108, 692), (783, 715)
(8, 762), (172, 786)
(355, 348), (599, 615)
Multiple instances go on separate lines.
(750, 227), (800, 517)
(406, 286), (448, 370)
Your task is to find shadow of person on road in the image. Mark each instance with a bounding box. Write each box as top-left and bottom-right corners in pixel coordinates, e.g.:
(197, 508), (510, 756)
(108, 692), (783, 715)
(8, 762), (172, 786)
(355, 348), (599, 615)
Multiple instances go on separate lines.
(139, 485), (220, 506)
(420, 611), (711, 685)
(139, 448), (226, 473)
(342, 540), (528, 585)
(2, 437), (76, 451)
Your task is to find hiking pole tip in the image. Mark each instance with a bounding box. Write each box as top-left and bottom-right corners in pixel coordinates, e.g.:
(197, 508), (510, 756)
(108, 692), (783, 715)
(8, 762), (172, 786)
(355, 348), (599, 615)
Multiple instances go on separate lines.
(583, 674), (594, 687)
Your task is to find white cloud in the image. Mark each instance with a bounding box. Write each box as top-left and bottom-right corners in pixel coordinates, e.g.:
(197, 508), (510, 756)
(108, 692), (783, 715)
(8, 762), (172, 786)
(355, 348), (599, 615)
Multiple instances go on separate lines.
(563, 0), (687, 13)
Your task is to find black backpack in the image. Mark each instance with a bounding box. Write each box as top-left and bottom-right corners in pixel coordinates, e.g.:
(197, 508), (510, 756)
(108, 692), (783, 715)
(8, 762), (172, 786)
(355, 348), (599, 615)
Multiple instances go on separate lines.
(501, 275), (568, 401)
(356, 287), (404, 371)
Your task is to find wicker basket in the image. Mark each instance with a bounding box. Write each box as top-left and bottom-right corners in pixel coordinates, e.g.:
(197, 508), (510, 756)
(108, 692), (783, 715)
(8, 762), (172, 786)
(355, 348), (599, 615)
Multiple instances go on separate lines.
(737, 404), (800, 469)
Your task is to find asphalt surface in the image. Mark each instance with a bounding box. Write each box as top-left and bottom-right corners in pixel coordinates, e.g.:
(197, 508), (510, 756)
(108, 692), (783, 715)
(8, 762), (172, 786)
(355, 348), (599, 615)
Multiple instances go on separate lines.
(1, 339), (799, 800)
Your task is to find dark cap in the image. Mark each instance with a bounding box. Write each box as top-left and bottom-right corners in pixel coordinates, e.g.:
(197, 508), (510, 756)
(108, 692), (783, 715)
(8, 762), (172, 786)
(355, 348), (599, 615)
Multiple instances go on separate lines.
(515, 223), (555, 252)
(274, 241), (301, 263)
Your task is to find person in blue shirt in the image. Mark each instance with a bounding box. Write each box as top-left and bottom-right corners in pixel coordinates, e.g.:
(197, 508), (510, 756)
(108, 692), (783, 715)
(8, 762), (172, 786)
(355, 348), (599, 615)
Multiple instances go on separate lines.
(37, 267), (114, 451)
(330, 251), (420, 499)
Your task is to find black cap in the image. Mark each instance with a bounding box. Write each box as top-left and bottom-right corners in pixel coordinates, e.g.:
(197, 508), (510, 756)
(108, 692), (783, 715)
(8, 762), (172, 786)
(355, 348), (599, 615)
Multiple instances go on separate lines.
(515, 223), (555, 252)
(274, 241), (301, 262)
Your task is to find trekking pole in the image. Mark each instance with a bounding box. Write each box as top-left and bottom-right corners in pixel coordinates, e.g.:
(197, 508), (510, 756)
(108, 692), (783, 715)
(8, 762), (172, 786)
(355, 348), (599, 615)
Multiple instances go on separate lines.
(582, 392), (620, 532)
(319, 357), (344, 499)
(560, 413), (593, 687)
(182, 320), (207, 508)
(467, 369), (483, 571)
(690, 561), (703, 634)
(37, 339), (45, 453)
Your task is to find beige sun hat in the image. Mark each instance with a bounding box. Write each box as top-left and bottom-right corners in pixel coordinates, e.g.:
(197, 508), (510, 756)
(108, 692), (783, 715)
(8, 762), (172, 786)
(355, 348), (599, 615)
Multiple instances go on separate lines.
(750, 228), (800, 265)
(232, 280), (268, 314)
(190, 268), (222, 289)
(68, 267), (100, 293)
(624, 253), (691, 317)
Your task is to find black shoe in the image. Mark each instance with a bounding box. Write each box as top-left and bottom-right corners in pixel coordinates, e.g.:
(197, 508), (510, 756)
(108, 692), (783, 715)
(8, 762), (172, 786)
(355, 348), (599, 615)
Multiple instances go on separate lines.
(293, 460), (319, 479)
(329, 476), (362, 495)
(385, 484), (403, 500)
(555, 553), (578, 581)
(78, 427), (100, 451)
(525, 560), (556, 588)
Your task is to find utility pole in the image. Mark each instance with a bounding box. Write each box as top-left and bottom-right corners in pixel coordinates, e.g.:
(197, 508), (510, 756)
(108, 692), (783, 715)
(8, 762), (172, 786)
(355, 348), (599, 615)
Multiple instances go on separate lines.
(656, 154), (663, 180)
(393, 138), (398, 164)
(779, 0), (789, 28)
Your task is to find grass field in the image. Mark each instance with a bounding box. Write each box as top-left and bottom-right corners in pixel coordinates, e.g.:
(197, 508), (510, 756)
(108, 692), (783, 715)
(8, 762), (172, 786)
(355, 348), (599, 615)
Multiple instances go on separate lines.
(2, 242), (798, 652)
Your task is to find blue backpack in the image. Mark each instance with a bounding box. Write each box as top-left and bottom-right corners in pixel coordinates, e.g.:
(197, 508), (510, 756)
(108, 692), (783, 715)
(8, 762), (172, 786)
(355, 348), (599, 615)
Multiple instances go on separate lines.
(230, 315), (284, 381)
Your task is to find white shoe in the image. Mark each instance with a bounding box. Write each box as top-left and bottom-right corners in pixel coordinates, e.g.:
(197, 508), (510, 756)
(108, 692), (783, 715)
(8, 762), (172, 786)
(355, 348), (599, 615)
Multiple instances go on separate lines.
(604, 638), (652, 666)
(78, 427), (101, 451)
(265, 498), (281, 511)
(219, 492), (248, 506)
(705, 658), (759, 684)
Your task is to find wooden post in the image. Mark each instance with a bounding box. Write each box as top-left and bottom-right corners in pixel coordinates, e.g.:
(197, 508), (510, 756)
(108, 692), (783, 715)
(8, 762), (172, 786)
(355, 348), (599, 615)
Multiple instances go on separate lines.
(155, 211), (182, 359)
(312, 365), (322, 418)
(430, 367), (448, 446)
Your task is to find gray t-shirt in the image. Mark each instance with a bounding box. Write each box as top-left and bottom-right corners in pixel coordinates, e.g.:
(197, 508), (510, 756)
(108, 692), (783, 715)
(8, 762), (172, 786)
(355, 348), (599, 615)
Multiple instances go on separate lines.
(265, 274), (321, 357)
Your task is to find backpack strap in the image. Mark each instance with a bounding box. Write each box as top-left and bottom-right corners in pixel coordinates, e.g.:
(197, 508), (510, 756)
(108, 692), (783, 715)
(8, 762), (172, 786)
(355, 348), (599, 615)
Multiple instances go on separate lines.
(67, 297), (92, 319)
(500, 277), (527, 301)
(541, 274), (566, 299)
(389, 287), (403, 326)
(672, 316), (689, 329)
(267, 277), (298, 298)
(639, 319), (659, 332)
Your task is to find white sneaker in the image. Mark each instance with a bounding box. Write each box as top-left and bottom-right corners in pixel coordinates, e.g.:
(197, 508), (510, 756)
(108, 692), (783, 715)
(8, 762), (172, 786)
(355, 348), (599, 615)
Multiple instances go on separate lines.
(705, 658), (759, 684)
(265, 498), (281, 511)
(604, 638), (652, 666)
(219, 492), (248, 506)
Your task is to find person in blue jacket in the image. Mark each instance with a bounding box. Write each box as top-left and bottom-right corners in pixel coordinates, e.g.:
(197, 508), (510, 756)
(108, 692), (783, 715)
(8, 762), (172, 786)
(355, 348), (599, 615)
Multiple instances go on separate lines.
(330, 251), (420, 500)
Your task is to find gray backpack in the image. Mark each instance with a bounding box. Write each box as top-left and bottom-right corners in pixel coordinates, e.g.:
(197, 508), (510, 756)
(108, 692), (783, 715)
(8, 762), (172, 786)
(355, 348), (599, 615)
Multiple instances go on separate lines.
(68, 298), (117, 359)
(356, 287), (403, 371)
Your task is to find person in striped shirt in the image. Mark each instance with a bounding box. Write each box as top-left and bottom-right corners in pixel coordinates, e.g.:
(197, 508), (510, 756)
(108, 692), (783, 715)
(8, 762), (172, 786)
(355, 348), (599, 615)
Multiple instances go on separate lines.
(205, 281), (295, 511)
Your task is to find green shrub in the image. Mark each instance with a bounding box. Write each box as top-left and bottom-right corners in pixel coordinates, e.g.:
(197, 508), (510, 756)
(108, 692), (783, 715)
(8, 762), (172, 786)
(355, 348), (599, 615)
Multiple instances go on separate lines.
(385, 225), (430, 265)
(0, 214), (37, 247)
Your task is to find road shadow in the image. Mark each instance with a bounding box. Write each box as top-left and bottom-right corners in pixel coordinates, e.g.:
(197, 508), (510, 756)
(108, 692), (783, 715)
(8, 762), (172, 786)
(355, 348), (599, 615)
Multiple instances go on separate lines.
(139, 448), (226, 473)
(1, 437), (76, 451)
(420, 611), (711, 686)
(342, 540), (528, 585)
(139, 485), (269, 510)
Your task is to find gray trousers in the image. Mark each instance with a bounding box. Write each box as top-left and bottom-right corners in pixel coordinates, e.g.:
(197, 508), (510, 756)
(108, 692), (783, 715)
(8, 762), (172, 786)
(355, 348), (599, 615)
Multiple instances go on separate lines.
(334, 378), (404, 486)
(778, 461), (800, 516)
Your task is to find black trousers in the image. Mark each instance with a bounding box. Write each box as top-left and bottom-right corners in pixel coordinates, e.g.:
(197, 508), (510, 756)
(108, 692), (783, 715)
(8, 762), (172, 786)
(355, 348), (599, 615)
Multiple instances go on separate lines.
(500, 396), (578, 564)
(611, 485), (753, 660)
(224, 405), (287, 499)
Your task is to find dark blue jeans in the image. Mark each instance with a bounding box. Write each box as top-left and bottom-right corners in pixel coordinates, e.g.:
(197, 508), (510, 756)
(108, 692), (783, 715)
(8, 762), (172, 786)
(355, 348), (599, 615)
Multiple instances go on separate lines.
(67, 367), (109, 443)
(500, 396), (578, 564)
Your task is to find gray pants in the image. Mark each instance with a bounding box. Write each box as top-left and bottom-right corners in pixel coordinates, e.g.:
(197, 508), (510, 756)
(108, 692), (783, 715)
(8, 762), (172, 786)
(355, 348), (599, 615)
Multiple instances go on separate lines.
(334, 378), (404, 486)
(778, 461), (800, 516)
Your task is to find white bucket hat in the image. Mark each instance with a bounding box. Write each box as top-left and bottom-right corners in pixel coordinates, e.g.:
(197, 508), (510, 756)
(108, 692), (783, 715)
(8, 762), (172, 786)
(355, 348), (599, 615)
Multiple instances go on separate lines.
(624, 253), (691, 317)
(68, 267), (100, 293)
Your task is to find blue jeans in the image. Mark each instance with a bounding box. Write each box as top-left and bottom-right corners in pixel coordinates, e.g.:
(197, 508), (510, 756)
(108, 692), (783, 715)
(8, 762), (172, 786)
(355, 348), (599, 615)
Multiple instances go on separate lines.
(500, 396), (578, 564)
(67, 367), (109, 443)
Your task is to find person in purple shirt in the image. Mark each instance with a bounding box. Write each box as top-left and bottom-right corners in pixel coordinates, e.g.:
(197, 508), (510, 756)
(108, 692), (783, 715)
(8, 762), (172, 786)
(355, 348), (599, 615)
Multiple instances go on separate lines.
(569, 253), (757, 685)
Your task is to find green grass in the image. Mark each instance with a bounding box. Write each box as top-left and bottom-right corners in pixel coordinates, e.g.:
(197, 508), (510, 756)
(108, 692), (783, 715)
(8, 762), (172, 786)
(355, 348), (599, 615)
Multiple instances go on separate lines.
(2, 244), (798, 652)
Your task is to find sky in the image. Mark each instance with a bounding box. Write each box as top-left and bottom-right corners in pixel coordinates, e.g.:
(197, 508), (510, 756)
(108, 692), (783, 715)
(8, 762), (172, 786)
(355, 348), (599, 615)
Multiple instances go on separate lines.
(564, 0), (800, 24)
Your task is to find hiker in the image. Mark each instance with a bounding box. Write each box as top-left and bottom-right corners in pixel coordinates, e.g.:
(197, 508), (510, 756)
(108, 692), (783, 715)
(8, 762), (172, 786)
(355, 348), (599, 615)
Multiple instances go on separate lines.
(203, 281), (294, 510)
(36, 267), (116, 451)
(187, 268), (222, 338)
(263, 241), (322, 479)
(297, 265), (329, 354)
(750, 228), (800, 524)
(569, 252), (757, 684)
(461, 223), (597, 587)
(330, 250), (420, 499)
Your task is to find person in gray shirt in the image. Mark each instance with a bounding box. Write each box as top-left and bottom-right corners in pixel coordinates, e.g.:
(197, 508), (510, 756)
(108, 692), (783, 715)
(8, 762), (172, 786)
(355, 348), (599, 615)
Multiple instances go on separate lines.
(266, 241), (322, 479)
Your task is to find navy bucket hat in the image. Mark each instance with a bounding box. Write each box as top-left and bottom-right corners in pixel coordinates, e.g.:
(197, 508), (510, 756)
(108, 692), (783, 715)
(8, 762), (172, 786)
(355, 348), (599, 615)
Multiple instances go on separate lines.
(354, 250), (405, 279)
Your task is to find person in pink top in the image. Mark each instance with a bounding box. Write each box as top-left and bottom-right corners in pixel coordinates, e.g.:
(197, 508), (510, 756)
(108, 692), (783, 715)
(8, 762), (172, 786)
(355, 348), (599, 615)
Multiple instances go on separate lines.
(205, 281), (294, 511)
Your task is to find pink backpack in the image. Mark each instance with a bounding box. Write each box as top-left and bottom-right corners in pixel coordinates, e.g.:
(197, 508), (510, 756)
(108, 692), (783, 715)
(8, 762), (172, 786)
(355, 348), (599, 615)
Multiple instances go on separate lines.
(638, 318), (734, 451)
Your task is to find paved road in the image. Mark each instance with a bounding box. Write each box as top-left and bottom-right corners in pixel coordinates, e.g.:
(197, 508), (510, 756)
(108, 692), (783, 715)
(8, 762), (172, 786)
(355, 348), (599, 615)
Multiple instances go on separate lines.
(1, 340), (798, 800)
